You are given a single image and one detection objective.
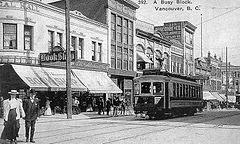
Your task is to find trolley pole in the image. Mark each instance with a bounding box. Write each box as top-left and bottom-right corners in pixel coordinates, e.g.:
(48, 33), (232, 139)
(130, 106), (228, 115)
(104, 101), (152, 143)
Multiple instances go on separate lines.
(225, 47), (228, 108)
(65, 0), (72, 119)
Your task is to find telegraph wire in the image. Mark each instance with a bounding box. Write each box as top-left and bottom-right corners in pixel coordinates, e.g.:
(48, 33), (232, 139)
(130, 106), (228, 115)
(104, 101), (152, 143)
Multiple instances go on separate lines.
(195, 7), (240, 26)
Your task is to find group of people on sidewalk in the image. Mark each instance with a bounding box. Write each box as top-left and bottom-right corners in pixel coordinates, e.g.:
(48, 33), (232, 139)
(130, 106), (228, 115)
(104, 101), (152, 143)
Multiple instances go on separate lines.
(1, 89), (39, 144)
(97, 97), (128, 117)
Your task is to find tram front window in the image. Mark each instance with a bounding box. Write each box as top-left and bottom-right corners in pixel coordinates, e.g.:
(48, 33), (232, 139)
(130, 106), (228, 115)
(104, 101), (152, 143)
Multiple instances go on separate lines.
(136, 96), (154, 105)
(153, 82), (164, 95)
(141, 82), (151, 94)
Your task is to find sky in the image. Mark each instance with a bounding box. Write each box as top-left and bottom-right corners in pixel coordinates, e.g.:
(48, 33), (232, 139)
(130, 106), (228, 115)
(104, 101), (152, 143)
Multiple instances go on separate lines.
(43, 0), (240, 65)
(131, 0), (240, 65)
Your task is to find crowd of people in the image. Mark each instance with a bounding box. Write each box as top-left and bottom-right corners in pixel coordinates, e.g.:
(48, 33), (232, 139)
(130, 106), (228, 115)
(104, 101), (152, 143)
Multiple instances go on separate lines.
(96, 96), (129, 117)
(0, 91), (131, 143)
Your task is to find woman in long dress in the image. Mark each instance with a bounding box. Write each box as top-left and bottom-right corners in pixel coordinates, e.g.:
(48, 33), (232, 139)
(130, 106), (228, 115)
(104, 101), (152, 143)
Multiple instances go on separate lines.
(44, 98), (52, 116)
(1, 90), (25, 144)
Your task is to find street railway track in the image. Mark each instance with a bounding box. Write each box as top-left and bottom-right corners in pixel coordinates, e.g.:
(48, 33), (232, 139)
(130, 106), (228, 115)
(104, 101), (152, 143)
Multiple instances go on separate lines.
(29, 111), (240, 144)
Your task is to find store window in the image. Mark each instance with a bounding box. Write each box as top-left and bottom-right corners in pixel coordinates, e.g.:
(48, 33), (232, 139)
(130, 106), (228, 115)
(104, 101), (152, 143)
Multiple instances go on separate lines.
(78, 38), (84, 59)
(57, 32), (62, 46)
(123, 48), (128, 70)
(146, 48), (154, 69)
(71, 36), (76, 51)
(48, 30), (54, 51)
(24, 25), (33, 50)
(111, 44), (116, 68)
(111, 13), (116, 41)
(98, 43), (102, 62)
(156, 50), (162, 69)
(92, 41), (96, 61)
(129, 49), (133, 70)
(117, 16), (122, 43)
(117, 46), (122, 69)
(123, 19), (128, 44)
(185, 30), (193, 45)
(3, 23), (17, 49)
(164, 52), (170, 71)
(128, 21), (133, 45)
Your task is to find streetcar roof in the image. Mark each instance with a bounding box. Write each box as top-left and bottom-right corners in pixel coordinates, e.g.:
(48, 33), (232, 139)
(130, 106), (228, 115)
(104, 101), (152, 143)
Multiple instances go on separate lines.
(143, 69), (197, 82)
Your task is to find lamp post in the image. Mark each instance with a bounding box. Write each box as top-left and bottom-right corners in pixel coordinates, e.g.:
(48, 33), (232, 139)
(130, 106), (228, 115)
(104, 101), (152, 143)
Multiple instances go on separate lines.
(65, 0), (72, 119)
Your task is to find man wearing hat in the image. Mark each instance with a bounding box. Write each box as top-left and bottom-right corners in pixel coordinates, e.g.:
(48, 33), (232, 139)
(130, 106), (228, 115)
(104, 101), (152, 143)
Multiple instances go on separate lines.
(23, 89), (40, 143)
(1, 90), (25, 144)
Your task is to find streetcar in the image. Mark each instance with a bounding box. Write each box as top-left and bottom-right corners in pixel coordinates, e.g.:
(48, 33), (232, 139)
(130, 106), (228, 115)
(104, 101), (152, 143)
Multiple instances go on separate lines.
(133, 69), (203, 119)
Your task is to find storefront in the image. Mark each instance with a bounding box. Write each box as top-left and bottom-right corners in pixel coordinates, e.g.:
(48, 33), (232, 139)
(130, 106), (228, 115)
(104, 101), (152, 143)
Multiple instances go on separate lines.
(0, 64), (122, 113)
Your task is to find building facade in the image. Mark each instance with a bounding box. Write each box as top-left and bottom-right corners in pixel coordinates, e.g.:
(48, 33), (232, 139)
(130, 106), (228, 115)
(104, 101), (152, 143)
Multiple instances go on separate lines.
(221, 63), (240, 96)
(50, 0), (139, 105)
(0, 0), (122, 112)
(135, 20), (171, 76)
(194, 57), (211, 91)
(206, 52), (222, 92)
(155, 21), (197, 76)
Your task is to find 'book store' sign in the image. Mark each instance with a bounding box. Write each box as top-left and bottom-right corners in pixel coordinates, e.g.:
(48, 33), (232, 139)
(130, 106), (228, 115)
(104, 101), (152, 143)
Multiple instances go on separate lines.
(40, 46), (75, 63)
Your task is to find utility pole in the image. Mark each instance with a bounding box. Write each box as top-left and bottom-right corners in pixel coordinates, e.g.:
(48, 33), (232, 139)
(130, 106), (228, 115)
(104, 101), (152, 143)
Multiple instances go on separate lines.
(201, 14), (203, 57)
(65, 0), (72, 119)
(225, 47), (228, 108)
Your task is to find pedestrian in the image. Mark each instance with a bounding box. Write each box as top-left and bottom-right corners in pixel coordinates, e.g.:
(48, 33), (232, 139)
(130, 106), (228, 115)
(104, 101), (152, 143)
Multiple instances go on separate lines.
(72, 97), (80, 114)
(16, 94), (25, 139)
(44, 97), (52, 116)
(98, 97), (104, 115)
(113, 97), (120, 117)
(120, 100), (126, 115)
(1, 90), (25, 144)
(23, 89), (40, 143)
(106, 98), (112, 115)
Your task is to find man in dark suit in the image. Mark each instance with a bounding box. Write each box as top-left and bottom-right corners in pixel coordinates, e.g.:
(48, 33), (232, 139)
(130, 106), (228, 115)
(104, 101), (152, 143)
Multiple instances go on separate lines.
(23, 89), (40, 143)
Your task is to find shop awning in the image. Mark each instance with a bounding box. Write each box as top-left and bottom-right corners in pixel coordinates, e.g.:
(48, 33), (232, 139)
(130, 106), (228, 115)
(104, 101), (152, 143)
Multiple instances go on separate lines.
(10, 64), (48, 91)
(72, 69), (122, 93)
(227, 95), (236, 103)
(11, 64), (87, 91)
(137, 52), (153, 63)
(203, 91), (217, 100)
(211, 92), (225, 101)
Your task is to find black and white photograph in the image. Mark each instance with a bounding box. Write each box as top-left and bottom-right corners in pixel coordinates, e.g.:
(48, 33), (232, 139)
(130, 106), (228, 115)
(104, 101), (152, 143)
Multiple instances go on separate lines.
(0, 0), (240, 143)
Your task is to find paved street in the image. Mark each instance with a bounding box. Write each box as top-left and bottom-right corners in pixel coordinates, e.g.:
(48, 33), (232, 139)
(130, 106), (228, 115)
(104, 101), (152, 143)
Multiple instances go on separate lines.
(1, 109), (240, 144)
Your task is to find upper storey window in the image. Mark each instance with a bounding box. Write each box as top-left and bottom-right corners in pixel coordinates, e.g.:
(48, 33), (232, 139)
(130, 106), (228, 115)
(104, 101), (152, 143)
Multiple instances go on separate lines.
(185, 30), (193, 45)
(24, 25), (33, 51)
(57, 32), (62, 46)
(48, 30), (54, 51)
(3, 23), (17, 49)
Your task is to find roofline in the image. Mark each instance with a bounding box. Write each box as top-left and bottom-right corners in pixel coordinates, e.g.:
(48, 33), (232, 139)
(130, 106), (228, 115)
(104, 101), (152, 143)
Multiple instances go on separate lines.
(136, 29), (172, 47)
(122, 0), (140, 9)
(163, 21), (197, 31)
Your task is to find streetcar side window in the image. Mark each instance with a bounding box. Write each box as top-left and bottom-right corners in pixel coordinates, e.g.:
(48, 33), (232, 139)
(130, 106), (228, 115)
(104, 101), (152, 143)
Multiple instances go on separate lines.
(141, 82), (151, 94)
(195, 87), (198, 98)
(189, 85), (192, 98)
(134, 83), (140, 95)
(153, 82), (164, 95)
(180, 84), (183, 97)
(186, 85), (189, 97)
(183, 84), (185, 97)
(176, 83), (179, 97)
(192, 86), (195, 97)
(173, 83), (176, 97)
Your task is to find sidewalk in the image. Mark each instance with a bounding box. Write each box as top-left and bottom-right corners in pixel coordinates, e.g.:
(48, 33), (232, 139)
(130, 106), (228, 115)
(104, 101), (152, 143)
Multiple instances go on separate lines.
(0, 112), (134, 144)
(0, 111), (133, 124)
